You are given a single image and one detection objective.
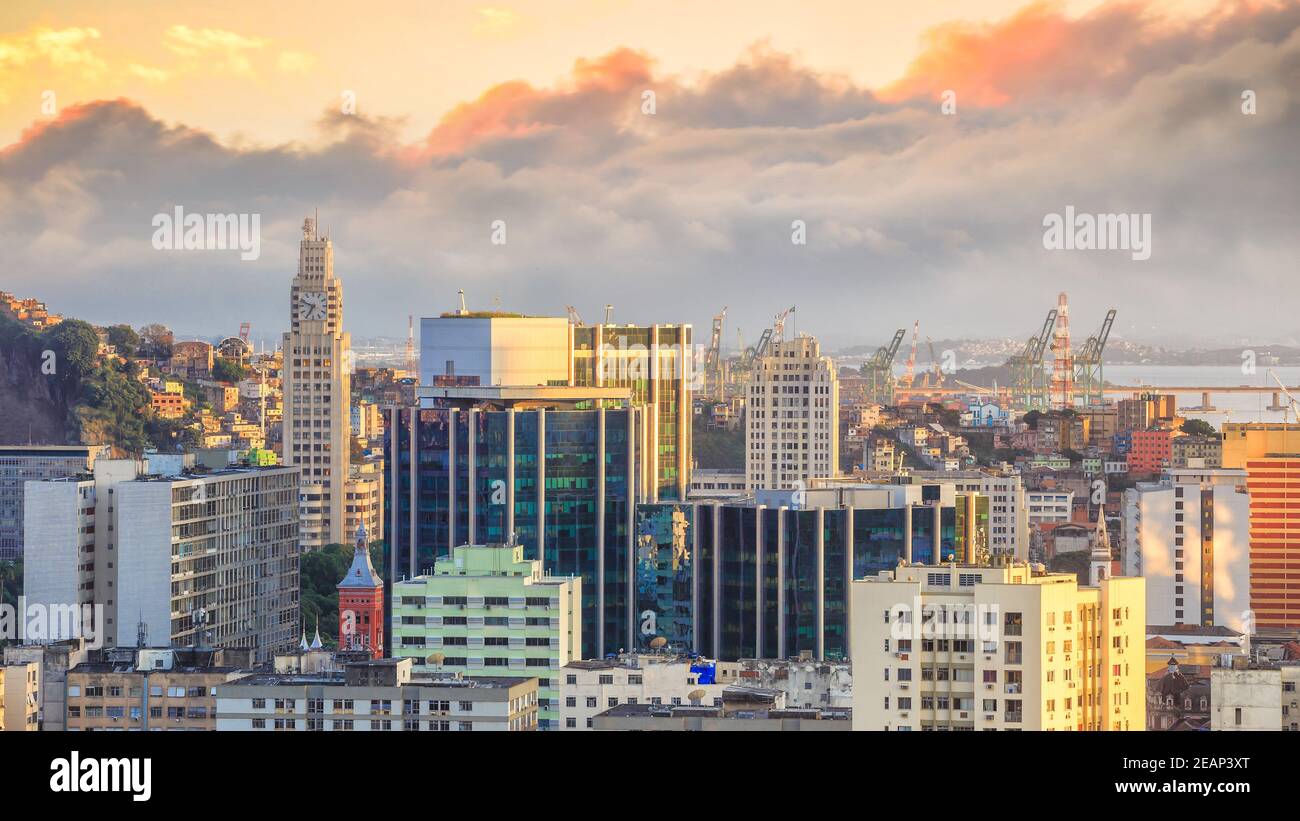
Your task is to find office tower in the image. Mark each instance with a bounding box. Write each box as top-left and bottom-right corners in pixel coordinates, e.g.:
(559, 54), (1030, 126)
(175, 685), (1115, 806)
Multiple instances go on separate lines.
(0, 444), (102, 560)
(852, 562), (1145, 731)
(419, 314), (572, 387)
(215, 656), (539, 731)
(894, 471), (1027, 561)
(1222, 423), (1300, 630)
(385, 385), (647, 659)
(1122, 469), (1250, 630)
(338, 524), (384, 659)
(282, 216), (351, 549)
(389, 544), (580, 729)
(633, 483), (989, 662)
(24, 458), (301, 663)
(420, 314), (692, 502)
(571, 324), (693, 501)
(745, 335), (838, 491)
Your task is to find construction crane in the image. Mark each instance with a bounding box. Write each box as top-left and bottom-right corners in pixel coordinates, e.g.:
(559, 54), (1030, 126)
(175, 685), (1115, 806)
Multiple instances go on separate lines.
(239, 322), (251, 342)
(705, 306), (727, 401)
(926, 337), (945, 388)
(861, 328), (905, 405)
(1073, 308), (1117, 406)
(565, 305), (583, 326)
(1007, 308), (1057, 410)
(899, 321), (920, 389)
(1268, 369), (1300, 423)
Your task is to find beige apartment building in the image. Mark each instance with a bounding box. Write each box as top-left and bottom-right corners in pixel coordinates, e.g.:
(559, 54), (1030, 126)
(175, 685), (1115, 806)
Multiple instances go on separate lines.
(1210, 662), (1300, 731)
(282, 215), (352, 549)
(2, 661), (41, 731)
(745, 335), (839, 490)
(65, 647), (251, 731)
(852, 562), (1146, 731)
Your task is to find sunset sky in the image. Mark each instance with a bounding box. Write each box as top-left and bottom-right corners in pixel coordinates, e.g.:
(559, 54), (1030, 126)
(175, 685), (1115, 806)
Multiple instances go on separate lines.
(0, 0), (1295, 346)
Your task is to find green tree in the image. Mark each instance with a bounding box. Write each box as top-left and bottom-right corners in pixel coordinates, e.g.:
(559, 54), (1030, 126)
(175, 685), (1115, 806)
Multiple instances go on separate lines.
(1180, 419), (1217, 438)
(103, 324), (140, 358)
(42, 319), (99, 384)
(212, 356), (246, 383)
(300, 544), (353, 647)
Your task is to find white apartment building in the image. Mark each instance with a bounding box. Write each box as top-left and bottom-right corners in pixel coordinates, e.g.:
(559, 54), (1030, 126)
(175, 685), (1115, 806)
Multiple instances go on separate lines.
(1026, 490), (1073, 525)
(216, 658), (538, 732)
(24, 458), (301, 663)
(559, 656), (726, 730)
(282, 216), (351, 549)
(745, 335), (839, 490)
(1122, 469), (1250, 631)
(852, 562), (1146, 731)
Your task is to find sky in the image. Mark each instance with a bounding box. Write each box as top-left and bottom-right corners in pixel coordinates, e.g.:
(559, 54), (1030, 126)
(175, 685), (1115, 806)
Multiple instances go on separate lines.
(0, 0), (1296, 348)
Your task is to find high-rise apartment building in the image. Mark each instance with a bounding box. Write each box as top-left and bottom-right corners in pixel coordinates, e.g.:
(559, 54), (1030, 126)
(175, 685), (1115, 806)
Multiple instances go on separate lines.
(852, 563), (1145, 731)
(389, 544), (581, 730)
(24, 458), (301, 662)
(283, 216), (351, 549)
(0, 444), (103, 559)
(1122, 469), (1250, 630)
(745, 335), (838, 490)
(1222, 423), (1300, 630)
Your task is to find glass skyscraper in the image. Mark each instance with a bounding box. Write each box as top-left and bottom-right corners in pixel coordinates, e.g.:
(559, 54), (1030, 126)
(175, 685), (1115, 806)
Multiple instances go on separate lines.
(385, 390), (648, 659)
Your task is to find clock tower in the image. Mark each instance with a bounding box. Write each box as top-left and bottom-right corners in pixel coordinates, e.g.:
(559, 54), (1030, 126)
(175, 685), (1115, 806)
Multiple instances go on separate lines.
(283, 215), (351, 549)
(338, 523), (384, 659)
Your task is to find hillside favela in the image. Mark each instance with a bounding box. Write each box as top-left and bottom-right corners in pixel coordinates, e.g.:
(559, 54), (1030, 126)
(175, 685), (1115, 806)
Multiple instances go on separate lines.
(1, 0), (1295, 805)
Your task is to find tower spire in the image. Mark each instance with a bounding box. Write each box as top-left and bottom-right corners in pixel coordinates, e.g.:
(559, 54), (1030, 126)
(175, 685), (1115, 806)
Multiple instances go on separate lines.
(1090, 502), (1112, 586)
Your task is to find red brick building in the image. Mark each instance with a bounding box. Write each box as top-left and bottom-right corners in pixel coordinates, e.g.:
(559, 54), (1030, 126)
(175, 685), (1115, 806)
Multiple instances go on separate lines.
(338, 523), (384, 659)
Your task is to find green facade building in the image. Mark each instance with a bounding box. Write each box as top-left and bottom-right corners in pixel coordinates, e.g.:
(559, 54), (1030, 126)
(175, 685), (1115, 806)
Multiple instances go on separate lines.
(390, 544), (581, 730)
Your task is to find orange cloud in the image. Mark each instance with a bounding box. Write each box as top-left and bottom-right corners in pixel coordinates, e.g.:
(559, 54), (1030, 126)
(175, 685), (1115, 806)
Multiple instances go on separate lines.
(878, 0), (1286, 107)
(420, 48), (653, 156)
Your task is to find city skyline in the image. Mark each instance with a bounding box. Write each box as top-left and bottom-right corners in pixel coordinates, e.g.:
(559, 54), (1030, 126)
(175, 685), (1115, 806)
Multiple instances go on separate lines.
(2, 0), (1298, 343)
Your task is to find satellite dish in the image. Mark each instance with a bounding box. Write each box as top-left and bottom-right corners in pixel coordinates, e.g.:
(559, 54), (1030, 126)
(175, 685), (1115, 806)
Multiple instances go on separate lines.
(688, 689), (706, 703)
(649, 636), (668, 650)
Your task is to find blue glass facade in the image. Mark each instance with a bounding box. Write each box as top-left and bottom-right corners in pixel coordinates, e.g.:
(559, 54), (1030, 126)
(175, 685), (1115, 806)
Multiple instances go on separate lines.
(385, 404), (645, 659)
(632, 495), (989, 662)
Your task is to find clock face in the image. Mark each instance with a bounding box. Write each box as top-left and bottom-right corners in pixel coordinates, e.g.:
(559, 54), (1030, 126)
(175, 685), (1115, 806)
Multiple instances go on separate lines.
(298, 291), (328, 321)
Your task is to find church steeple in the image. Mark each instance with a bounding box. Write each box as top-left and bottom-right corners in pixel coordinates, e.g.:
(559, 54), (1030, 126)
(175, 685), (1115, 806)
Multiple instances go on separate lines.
(1090, 502), (1112, 586)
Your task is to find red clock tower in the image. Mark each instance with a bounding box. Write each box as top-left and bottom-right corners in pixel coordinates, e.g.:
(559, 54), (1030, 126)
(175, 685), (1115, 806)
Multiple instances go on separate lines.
(337, 523), (384, 659)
